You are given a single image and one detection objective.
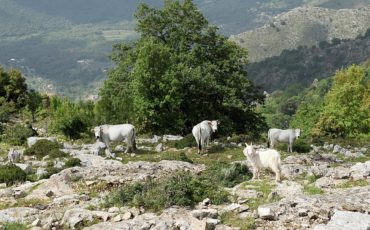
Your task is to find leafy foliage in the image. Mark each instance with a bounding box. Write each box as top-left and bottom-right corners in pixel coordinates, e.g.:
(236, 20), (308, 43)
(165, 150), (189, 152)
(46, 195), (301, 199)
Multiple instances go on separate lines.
(314, 65), (369, 138)
(97, 0), (266, 136)
(0, 67), (28, 122)
(1, 124), (33, 146)
(24, 139), (66, 160)
(65, 158), (81, 168)
(0, 164), (27, 186)
(50, 97), (95, 139)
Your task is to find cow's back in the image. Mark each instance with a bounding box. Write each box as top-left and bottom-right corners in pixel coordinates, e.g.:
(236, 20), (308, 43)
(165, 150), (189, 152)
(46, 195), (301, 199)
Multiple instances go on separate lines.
(105, 124), (134, 141)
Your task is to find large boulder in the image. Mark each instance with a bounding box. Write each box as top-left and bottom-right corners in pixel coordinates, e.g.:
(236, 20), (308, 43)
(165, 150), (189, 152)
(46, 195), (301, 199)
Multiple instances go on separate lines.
(350, 161), (370, 180)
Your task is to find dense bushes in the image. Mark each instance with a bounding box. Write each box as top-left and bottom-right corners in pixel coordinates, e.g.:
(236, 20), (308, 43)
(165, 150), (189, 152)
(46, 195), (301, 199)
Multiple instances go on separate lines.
(24, 140), (66, 159)
(50, 97), (95, 139)
(1, 124), (33, 146)
(0, 164), (27, 186)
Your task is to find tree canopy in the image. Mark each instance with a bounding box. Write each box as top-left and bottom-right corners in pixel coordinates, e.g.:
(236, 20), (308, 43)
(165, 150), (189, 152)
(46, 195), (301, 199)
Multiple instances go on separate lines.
(97, 0), (266, 135)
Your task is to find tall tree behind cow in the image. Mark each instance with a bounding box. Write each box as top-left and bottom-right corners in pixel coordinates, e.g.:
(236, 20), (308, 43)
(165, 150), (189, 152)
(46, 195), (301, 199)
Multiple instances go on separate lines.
(96, 0), (266, 136)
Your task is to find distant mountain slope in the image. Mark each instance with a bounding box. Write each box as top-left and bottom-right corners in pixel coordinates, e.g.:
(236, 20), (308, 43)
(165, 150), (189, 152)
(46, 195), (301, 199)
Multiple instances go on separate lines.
(231, 6), (370, 62)
(0, 0), (71, 37)
(247, 31), (370, 92)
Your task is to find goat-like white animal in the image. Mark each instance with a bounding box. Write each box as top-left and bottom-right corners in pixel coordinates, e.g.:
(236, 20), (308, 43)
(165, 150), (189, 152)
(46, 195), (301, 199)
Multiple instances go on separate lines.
(243, 143), (282, 182)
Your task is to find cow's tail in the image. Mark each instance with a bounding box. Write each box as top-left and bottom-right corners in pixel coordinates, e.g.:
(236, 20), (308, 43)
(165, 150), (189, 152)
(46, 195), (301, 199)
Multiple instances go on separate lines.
(132, 127), (137, 151)
(198, 126), (202, 153)
(267, 129), (271, 148)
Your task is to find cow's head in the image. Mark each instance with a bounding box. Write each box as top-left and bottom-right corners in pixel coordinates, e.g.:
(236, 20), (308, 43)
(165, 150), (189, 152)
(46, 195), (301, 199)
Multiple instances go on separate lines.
(94, 126), (102, 141)
(295, 129), (301, 138)
(209, 120), (220, 132)
(243, 143), (255, 157)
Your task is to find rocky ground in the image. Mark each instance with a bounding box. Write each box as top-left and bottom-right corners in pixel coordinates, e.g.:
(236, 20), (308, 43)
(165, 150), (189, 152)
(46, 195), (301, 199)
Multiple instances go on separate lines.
(0, 135), (369, 230)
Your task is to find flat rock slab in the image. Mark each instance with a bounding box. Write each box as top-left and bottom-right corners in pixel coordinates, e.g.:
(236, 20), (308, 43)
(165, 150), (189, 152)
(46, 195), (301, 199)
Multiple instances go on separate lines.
(0, 207), (39, 223)
(313, 210), (370, 230)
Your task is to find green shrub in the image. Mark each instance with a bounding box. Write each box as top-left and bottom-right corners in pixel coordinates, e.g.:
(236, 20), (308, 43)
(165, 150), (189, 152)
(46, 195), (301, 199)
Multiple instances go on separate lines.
(2, 124), (33, 146)
(293, 139), (311, 153)
(2, 222), (28, 230)
(203, 162), (252, 188)
(65, 158), (81, 168)
(107, 171), (229, 212)
(40, 167), (63, 179)
(0, 164), (27, 186)
(24, 140), (66, 159)
(165, 134), (196, 149)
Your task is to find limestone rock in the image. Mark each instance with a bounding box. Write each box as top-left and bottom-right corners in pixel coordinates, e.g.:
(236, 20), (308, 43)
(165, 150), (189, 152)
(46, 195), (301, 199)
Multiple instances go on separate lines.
(155, 143), (164, 152)
(8, 149), (23, 163)
(191, 209), (218, 220)
(258, 207), (276, 220)
(313, 210), (370, 230)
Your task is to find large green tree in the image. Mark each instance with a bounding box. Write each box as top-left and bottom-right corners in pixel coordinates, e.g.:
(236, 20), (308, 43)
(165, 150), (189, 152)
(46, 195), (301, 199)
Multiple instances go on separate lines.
(97, 0), (266, 135)
(314, 65), (369, 138)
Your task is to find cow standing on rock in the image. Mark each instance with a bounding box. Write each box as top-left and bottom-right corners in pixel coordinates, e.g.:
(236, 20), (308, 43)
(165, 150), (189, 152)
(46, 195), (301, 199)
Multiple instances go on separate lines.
(192, 120), (220, 154)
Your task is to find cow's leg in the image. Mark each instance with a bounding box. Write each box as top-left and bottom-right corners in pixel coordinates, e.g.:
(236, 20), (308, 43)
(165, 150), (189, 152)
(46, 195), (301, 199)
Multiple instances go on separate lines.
(252, 168), (258, 180)
(271, 165), (281, 182)
(195, 138), (201, 154)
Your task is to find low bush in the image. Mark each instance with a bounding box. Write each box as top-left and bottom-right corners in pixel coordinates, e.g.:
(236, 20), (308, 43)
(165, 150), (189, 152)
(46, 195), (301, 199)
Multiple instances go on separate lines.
(293, 139), (311, 153)
(165, 134), (195, 149)
(203, 162), (252, 188)
(2, 124), (33, 146)
(24, 140), (66, 159)
(65, 158), (81, 168)
(0, 164), (27, 186)
(106, 171), (229, 212)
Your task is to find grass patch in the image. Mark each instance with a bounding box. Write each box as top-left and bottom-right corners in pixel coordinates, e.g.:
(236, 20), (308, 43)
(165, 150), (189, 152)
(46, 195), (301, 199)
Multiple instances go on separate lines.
(2, 222), (28, 230)
(0, 164), (27, 186)
(121, 147), (246, 166)
(0, 198), (49, 210)
(105, 171), (230, 212)
(307, 173), (322, 184)
(220, 212), (255, 230)
(24, 139), (66, 160)
(165, 134), (195, 149)
(303, 184), (324, 195)
(242, 180), (280, 210)
(335, 179), (369, 188)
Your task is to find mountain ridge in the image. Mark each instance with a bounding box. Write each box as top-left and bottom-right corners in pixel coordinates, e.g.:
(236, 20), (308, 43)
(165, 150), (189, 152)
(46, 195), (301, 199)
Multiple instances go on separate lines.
(231, 5), (370, 62)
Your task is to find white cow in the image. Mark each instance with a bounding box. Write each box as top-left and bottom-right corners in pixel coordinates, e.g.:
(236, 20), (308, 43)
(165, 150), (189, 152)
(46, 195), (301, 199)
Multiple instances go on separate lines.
(243, 143), (282, 182)
(192, 120), (220, 154)
(268, 128), (301, 153)
(94, 124), (136, 154)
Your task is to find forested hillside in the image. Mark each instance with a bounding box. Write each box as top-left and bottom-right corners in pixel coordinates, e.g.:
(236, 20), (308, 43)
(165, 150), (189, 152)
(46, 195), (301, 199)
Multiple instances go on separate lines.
(247, 30), (370, 91)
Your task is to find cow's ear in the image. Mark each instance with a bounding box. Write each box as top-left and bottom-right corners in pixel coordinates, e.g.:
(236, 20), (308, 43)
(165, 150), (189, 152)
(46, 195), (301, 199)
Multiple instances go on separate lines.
(245, 143), (248, 147)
